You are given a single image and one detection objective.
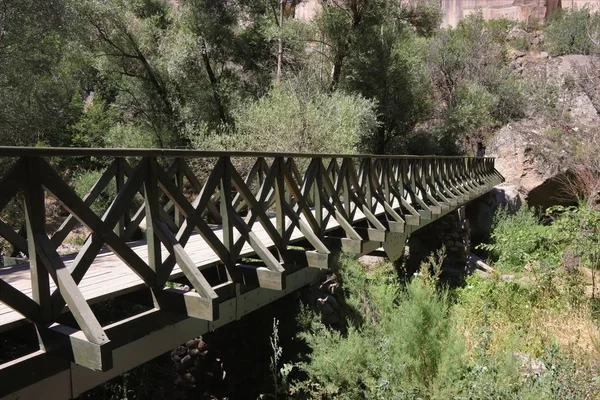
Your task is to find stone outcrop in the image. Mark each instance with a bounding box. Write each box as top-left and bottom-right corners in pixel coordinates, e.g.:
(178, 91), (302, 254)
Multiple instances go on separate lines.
(442, 0), (599, 27)
(171, 337), (226, 397)
(295, 0), (321, 20)
(405, 210), (472, 275)
(488, 55), (600, 207)
(467, 184), (522, 242)
(302, 269), (344, 328)
(294, 0), (600, 27)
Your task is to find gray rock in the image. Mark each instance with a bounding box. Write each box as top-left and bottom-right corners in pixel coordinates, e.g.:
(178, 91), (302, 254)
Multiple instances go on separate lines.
(514, 352), (547, 378)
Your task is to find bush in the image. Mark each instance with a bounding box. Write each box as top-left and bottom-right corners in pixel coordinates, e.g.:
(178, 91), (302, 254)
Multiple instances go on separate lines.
(187, 80), (378, 154)
(479, 207), (562, 272)
(445, 81), (499, 135)
(429, 13), (525, 147)
(291, 257), (548, 399)
(293, 258), (465, 399)
(545, 8), (600, 56)
(72, 170), (116, 216)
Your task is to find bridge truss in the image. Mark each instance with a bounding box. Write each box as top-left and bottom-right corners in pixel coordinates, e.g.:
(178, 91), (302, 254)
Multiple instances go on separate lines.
(0, 148), (503, 399)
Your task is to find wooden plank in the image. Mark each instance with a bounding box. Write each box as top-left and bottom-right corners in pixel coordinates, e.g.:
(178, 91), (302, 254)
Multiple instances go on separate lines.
(0, 220), (28, 257)
(153, 220), (218, 320)
(285, 249), (331, 269)
(144, 158), (162, 276)
(230, 165), (283, 253)
(37, 323), (112, 371)
(230, 212), (286, 290)
(152, 288), (216, 321)
(0, 351), (70, 399)
(51, 160), (118, 248)
(0, 278), (40, 322)
(34, 233), (110, 347)
(156, 165), (230, 266)
(238, 264), (284, 290)
(114, 158), (126, 237)
(0, 157), (25, 213)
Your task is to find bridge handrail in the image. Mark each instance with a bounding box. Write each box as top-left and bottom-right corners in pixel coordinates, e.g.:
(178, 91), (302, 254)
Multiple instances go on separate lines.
(0, 146), (495, 159)
(0, 147), (504, 387)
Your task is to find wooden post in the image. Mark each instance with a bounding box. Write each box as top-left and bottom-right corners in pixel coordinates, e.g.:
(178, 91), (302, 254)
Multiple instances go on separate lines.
(23, 157), (52, 323)
(144, 158), (161, 278)
(114, 158), (125, 238)
(175, 158), (184, 228)
(220, 157), (234, 281)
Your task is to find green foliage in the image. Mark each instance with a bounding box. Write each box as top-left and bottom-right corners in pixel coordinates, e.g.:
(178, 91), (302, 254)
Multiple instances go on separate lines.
(445, 82), (499, 134)
(188, 80), (378, 154)
(68, 96), (121, 148)
(293, 258), (463, 398)
(399, 0), (443, 37)
(549, 204), (600, 272)
(545, 8), (600, 56)
(72, 170), (116, 216)
(291, 257), (550, 399)
(0, 0), (82, 146)
(479, 207), (563, 272)
(429, 13), (525, 146)
(315, 0), (438, 153)
(481, 203), (600, 280)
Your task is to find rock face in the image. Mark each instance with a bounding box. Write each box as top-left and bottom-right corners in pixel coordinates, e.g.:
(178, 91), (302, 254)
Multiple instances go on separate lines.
(295, 0), (600, 26)
(442, 0), (600, 27)
(488, 55), (600, 208)
(295, 0), (321, 20)
(405, 210), (472, 275)
(467, 184), (523, 243)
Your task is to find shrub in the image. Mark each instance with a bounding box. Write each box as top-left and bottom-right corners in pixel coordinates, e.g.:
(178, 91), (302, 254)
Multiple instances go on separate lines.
(545, 8), (600, 56)
(290, 256), (573, 399)
(187, 81), (378, 155)
(429, 13), (525, 147)
(72, 170), (116, 216)
(445, 81), (499, 135)
(479, 207), (562, 272)
(293, 258), (465, 399)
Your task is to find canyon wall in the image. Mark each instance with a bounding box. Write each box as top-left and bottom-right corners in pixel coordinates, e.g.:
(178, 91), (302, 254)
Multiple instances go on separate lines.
(293, 0), (600, 26)
(442, 0), (599, 26)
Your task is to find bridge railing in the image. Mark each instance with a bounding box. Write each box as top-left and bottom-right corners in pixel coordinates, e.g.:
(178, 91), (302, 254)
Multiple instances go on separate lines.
(0, 147), (503, 373)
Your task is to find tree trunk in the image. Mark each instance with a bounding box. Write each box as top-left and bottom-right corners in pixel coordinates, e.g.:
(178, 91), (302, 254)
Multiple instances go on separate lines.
(375, 125), (387, 155)
(330, 48), (345, 91)
(201, 40), (230, 127)
(277, 0), (284, 82)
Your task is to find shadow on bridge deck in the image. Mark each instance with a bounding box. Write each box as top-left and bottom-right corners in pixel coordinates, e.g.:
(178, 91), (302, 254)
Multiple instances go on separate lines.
(0, 148), (503, 399)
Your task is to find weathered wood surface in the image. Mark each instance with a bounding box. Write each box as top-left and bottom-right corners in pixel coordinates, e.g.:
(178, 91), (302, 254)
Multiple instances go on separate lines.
(0, 148), (503, 399)
(0, 202), (383, 331)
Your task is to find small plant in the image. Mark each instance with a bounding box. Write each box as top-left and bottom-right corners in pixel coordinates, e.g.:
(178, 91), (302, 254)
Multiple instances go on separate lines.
(261, 318), (292, 400)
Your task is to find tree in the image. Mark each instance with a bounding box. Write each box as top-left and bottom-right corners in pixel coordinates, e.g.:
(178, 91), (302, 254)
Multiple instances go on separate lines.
(71, 0), (179, 147)
(428, 13), (525, 148)
(314, 0), (436, 153)
(0, 0), (80, 146)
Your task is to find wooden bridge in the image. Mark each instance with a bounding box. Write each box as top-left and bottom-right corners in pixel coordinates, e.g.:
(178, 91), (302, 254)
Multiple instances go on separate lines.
(0, 147), (503, 399)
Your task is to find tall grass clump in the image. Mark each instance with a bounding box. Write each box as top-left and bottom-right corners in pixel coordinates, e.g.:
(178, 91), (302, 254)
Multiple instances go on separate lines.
(290, 256), (547, 399)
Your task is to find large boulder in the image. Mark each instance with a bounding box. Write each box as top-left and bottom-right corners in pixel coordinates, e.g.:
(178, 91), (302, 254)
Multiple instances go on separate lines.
(488, 55), (600, 208)
(467, 184), (522, 243)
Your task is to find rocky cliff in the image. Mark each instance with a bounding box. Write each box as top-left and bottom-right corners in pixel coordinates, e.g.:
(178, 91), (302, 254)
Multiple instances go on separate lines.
(294, 0), (600, 26)
(488, 55), (600, 208)
(441, 0), (600, 26)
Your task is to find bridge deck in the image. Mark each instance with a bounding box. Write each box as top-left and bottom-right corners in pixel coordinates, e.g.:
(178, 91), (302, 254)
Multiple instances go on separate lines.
(0, 149), (504, 400)
(0, 205), (379, 332)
